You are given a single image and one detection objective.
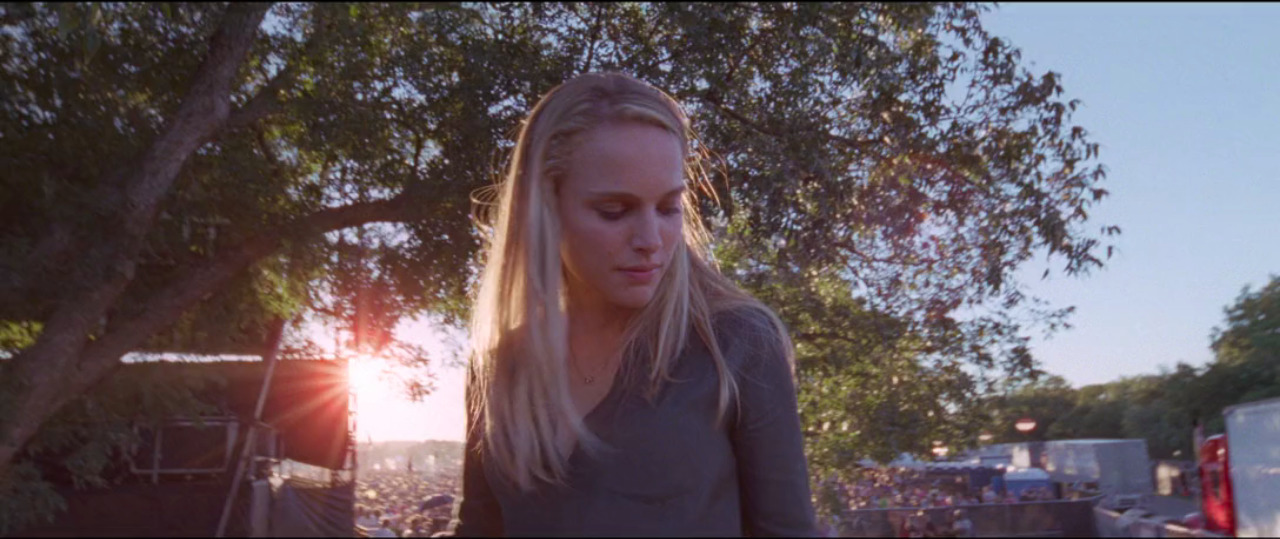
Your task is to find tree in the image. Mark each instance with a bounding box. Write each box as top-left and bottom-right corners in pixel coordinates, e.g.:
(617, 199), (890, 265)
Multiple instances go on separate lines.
(740, 265), (991, 468)
(1182, 276), (1280, 434)
(982, 374), (1077, 443)
(1134, 277), (1280, 451)
(1210, 276), (1280, 373)
(2, 1), (1113, 505)
(0, 2), (484, 484)
(1047, 389), (1126, 440)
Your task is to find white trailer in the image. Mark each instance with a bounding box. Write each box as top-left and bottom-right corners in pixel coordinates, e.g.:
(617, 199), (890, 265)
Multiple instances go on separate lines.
(1043, 439), (1154, 510)
(1224, 397), (1280, 537)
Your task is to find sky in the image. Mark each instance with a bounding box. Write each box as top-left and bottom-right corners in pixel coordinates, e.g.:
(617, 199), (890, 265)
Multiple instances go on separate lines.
(359, 3), (1280, 442)
(985, 2), (1280, 387)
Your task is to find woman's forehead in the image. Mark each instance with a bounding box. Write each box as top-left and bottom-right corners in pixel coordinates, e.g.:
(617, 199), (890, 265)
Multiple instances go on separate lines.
(561, 122), (684, 195)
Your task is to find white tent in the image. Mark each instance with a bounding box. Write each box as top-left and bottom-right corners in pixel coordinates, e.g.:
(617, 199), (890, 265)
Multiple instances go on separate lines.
(887, 452), (928, 470)
(1004, 467), (1050, 482)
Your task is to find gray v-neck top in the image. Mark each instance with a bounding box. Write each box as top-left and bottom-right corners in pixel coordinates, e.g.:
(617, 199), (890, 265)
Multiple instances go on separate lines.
(445, 308), (818, 537)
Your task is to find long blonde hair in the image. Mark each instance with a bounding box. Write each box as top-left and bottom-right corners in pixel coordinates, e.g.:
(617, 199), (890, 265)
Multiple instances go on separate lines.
(467, 72), (792, 491)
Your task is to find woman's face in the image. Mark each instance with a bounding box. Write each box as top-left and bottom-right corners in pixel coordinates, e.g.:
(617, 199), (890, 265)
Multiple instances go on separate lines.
(555, 120), (685, 313)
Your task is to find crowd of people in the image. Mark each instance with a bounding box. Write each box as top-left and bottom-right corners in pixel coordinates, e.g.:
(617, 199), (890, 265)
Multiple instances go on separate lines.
(815, 466), (1065, 537)
(353, 468), (460, 538)
(836, 466), (1056, 511)
(351, 462), (1061, 536)
(840, 467), (973, 510)
(895, 509), (974, 538)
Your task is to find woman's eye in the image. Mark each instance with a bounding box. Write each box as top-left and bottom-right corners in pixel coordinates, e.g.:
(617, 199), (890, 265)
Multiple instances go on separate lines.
(659, 205), (683, 216)
(596, 207), (626, 220)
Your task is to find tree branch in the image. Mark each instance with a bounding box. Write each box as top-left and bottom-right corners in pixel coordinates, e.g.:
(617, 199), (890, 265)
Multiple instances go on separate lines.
(224, 72), (290, 131)
(77, 194), (419, 373)
(698, 93), (877, 151)
(118, 2), (270, 216)
(581, 3), (604, 74)
(835, 239), (900, 265)
(2, 4), (271, 318)
(795, 330), (868, 347)
(225, 14), (330, 132)
(2, 2), (271, 373)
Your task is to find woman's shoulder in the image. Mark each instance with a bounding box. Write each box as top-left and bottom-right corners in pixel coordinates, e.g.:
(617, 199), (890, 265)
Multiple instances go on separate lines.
(711, 303), (786, 341)
(708, 303), (792, 372)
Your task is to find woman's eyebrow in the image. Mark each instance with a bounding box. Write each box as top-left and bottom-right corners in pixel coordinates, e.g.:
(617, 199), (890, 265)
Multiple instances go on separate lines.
(587, 186), (686, 201)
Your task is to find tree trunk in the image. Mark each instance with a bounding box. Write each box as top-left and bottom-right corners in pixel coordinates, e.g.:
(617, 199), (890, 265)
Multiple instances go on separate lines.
(0, 193), (414, 480)
(0, 3), (270, 480)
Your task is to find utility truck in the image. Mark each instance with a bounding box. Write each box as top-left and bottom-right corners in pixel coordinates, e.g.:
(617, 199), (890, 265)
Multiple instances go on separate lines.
(1199, 397), (1280, 537)
(1042, 439), (1153, 510)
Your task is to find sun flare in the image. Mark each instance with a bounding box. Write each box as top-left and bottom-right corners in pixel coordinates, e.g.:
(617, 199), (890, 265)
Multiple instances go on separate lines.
(347, 354), (387, 401)
(345, 352), (467, 443)
(347, 353), (403, 440)
(321, 316), (469, 443)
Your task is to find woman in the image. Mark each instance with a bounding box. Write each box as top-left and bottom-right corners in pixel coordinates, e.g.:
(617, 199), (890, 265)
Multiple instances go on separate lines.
(445, 72), (817, 536)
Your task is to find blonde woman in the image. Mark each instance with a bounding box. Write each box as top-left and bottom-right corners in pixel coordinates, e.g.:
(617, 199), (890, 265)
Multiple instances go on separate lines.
(446, 72), (816, 536)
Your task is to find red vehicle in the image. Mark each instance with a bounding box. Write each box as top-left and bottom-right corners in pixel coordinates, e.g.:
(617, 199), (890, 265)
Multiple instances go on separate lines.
(1198, 434), (1233, 536)
(1196, 397), (1280, 537)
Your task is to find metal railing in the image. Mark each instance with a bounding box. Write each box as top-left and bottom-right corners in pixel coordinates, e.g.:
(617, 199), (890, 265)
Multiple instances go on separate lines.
(836, 498), (1100, 537)
(1093, 507), (1228, 538)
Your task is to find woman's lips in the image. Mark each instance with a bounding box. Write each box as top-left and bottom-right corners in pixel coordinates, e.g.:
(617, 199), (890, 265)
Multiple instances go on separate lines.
(619, 266), (659, 283)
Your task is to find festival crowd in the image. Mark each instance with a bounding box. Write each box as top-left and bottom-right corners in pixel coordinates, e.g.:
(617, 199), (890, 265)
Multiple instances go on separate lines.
(352, 463), (1062, 536)
(353, 468), (459, 538)
(816, 466), (1061, 537)
(841, 466), (1055, 510)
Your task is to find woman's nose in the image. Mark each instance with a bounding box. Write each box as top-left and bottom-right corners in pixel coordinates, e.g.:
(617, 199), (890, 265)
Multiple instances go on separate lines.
(630, 211), (662, 253)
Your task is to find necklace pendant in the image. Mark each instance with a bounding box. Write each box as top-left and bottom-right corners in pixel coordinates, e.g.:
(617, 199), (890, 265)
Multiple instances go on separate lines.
(584, 375), (594, 384)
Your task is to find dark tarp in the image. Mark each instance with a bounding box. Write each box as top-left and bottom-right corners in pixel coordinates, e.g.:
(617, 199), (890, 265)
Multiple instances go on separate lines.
(225, 359), (350, 470)
(14, 481), (250, 537)
(269, 476), (355, 537)
(11, 359), (352, 537)
(125, 358), (350, 470)
(149, 421), (235, 470)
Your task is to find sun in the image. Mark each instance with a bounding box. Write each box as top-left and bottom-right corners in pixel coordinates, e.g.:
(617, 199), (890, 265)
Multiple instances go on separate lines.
(345, 352), (468, 444)
(307, 315), (467, 443)
(347, 353), (405, 440)
(347, 354), (386, 400)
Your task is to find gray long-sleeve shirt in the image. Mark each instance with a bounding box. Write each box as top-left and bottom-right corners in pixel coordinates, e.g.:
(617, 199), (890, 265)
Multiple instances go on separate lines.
(447, 308), (818, 537)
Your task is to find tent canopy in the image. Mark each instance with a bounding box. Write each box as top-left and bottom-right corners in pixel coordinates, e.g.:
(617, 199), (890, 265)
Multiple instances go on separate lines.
(1004, 467), (1051, 481)
(126, 358), (351, 470)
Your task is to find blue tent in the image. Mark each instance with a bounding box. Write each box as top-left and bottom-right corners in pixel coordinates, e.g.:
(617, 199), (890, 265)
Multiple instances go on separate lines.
(924, 462), (1005, 495)
(1003, 467), (1053, 498)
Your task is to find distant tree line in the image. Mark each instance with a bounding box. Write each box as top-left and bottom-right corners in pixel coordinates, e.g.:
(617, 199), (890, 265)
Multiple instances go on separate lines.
(982, 275), (1280, 459)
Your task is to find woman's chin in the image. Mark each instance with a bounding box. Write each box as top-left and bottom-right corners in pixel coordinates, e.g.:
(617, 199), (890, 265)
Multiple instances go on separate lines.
(608, 288), (659, 311)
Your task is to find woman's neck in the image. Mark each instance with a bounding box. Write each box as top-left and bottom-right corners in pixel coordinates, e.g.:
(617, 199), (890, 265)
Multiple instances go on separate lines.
(566, 304), (631, 338)
(564, 294), (634, 360)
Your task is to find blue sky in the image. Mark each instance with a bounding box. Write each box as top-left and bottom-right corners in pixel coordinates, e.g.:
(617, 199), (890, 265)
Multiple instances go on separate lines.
(985, 2), (1280, 387)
